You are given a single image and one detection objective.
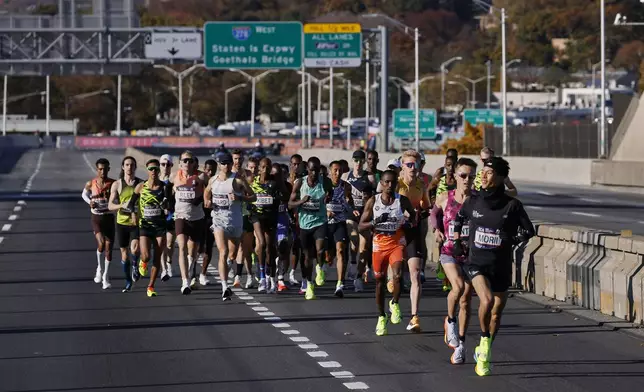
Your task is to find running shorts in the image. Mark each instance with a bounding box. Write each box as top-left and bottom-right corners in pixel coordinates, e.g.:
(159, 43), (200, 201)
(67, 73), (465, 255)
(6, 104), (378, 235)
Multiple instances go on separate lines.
(212, 217), (243, 239)
(116, 223), (139, 249)
(327, 222), (348, 243)
(462, 262), (512, 293)
(404, 225), (424, 261)
(91, 214), (115, 242)
(439, 254), (465, 265)
(276, 213), (290, 244)
(300, 223), (327, 251)
(139, 219), (167, 238)
(372, 245), (405, 278)
(175, 218), (205, 243)
(199, 224), (215, 257)
(243, 215), (254, 233)
(249, 211), (277, 233)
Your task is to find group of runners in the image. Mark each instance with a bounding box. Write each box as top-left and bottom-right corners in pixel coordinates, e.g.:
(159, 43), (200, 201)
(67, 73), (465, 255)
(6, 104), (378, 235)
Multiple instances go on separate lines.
(82, 146), (534, 376)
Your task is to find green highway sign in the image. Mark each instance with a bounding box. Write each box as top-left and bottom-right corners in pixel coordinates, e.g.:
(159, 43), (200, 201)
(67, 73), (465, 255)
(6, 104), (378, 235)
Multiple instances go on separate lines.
(393, 109), (437, 139)
(203, 21), (303, 69)
(463, 109), (503, 127)
(303, 23), (362, 68)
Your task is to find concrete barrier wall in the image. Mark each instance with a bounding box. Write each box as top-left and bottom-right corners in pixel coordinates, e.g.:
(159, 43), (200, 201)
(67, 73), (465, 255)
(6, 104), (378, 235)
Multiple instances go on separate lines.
(591, 160), (644, 187)
(516, 225), (644, 324)
(298, 148), (594, 186)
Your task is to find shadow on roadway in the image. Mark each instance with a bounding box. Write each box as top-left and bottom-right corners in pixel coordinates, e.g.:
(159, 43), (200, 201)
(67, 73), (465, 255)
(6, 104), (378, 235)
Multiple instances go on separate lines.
(0, 147), (28, 174)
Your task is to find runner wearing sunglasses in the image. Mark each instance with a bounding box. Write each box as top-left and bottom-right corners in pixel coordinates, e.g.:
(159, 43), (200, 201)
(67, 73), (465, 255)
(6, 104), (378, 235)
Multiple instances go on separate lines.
(131, 159), (171, 297)
(231, 149), (256, 289)
(341, 150), (376, 292)
(431, 157), (477, 364)
(198, 159), (217, 286)
(159, 154), (175, 281)
(173, 151), (208, 295)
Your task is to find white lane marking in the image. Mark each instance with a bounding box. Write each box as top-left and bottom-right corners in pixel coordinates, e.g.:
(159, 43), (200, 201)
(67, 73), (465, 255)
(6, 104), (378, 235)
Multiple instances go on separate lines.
(331, 371), (355, 379)
(8, 215), (17, 221)
(319, 361), (342, 368)
(307, 351), (329, 358)
(17, 200), (26, 205)
(580, 198), (601, 203)
(1, 224), (11, 232)
(231, 287), (243, 292)
(82, 152), (95, 172)
(571, 211), (601, 218)
(526, 206), (543, 210)
(344, 382), (369, 390)
(0, 237), (3, 246)
(13, 206), (21, 212)
(538, 191), (554, 196)
(638, 221), (644, 225)
(208, 263), (370, 391)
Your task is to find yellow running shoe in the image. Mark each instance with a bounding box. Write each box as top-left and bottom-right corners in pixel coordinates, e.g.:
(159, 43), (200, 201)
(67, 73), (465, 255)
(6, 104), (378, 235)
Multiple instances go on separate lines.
(386, 278), (394, 293)
(139, 261), (148, 277)
(436, 263), (446, 280)
(315, 265), (326, 286)
(146, 286), (157, 297)
(375, 315), (388, 336)
(406, 315), (421, 333)
(389, 300), (402, 324)
(474, 337), (492, 376)
(305, 282), (316, 300)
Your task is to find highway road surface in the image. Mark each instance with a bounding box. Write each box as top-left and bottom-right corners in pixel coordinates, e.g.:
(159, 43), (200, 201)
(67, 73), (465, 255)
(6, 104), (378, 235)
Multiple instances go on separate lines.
(0, 150), (643, 392)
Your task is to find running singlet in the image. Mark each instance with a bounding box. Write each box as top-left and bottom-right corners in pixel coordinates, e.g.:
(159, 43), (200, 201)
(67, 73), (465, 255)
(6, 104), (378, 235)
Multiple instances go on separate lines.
(346, 171), (371, 211)
(117, 177), (142, 226)
(326, 180), (349, 224)
(139, 182), (166, 228)
(436, 175), (457, 197)
(441, 189), (469, 260)
(90, 177), (114, 215)
(174, 170), (205, 221)
(210, 175), (242, 223)
(372, 193), (406, 252)
(250, 177), (279, 216)
(474, 171), (483, 191)
(397, 177), (426, 210)
(420, 172), (432, 189)
(298, 176), (327, 230)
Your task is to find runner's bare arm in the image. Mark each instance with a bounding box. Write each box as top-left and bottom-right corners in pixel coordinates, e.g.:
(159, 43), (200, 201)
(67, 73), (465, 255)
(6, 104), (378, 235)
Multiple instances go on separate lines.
(504, 177), (518, 197)
(234, 177), (256, 203)
(203, 179), (213, 209)
(431, 192), (447, 232)
(288, 179), (308, 209)
(107, 181), (121, 211)
(358, 196), (376, 232)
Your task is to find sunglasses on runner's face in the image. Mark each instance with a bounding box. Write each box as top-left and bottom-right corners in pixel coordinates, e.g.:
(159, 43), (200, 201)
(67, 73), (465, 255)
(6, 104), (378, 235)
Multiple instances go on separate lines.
(181, 158), (193, 164)
(403, 162), (418, 169)
(161, 162), (172, 167)
(457, 172), (475, 180)
(147, 166), (159, 172)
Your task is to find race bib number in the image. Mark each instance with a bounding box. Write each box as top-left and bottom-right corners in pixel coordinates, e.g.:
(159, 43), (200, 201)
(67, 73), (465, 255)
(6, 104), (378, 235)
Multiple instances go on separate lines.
(376, 221), (399, 232)
(302, 200), (320, 211)
(93, 198), (108, 211)
(176, 187), (196, 202)
(326, 203), (344, 213)
(256, 194), (274, 207)
(143, 206), (162, 218)
(212, 194), (230, 209)
(351, 189), (364, 207)
(474, 227), (502, 249)
(448, 222), (469, 239)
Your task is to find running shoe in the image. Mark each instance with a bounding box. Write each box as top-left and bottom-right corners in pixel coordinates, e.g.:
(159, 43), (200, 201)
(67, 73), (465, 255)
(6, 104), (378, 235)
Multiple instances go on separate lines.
(386, 278), (394, 294)
(132, 266), (141, 282)
(181, 280), (191, 295)
(420, 270), (426, 284)
(267, 277), (276, 294)
(102, 277), (112, 290)
(258, 278), (267, 293)
(199, 274), (210, 286)
(444, 317), (459, 349)
(94, 267), (102, 284)
(277, 280), (288, 292)
(375, 315), (388, 336)
(166, 263), (173, 278)
(245, 275), (255, 289)
(222, 287), (232, 301)
(389, 300), (402, 324)
(474, 337), (492, 376)
(353, 278), (364, 292)
(436, 263), (446, 280)
(233, 275), (242, 288)
(406, 315), (421, 333)
(288, 270), (299, 286)
(160, 270), (169, 282)
(299, 281), (307, 295)
(147, 286), (157, 297)
(305, 282), (316, 300)
(442, 279), (452, 292)
(315, 264), (326, 286)
(122, 282), (132, 293)
(451, 343), (465, 365)
(190, 277), (198, 289)
(138, 261), (148, 277)
(334, 282), (344, 298)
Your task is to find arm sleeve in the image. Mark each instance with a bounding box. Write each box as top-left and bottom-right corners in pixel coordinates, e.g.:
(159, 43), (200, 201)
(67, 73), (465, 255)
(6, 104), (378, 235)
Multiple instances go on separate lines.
(430, 204), (443, 232)
(81, 188), (92, 205)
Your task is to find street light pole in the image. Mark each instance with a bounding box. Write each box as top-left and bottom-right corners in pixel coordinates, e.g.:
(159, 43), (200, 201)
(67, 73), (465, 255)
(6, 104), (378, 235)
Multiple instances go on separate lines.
(154, 63), (204, 136)
(329, 67), (334, 146)
(440, 56), (463, 112)
(600, 0), (607, 159)
(365, 41), (370, 134)
(487, 60), (492, 109)
(224, 83), (247, 124)
(45, 75), (50, 136)
(347, 80), (352, 149)
(2, 75), (7, 136)
(230, 69), (278, 138)
(501, 7), (509, 156)
(414, 27), (420, 151)
(307, 74), (312, 148)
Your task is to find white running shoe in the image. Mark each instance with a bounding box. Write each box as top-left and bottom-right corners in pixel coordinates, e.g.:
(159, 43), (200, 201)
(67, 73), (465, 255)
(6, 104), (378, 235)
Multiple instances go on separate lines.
(233, 275), (242, 288)
(94, 267), (102, 284)
(353, 278), (364, 292)
(181, 279), (191, 295)
(245, 275), (255, 289)
(289, 270), (299, 286)
(258, 278), (267, 293)
(228, 264), (235, 279)
(199, 274), (210, 286)
(267, 277), (276, 294)
(166, 263), (173, 278)
(101, 277), (111, 290)
(444, 317), (460, 349)
(451, 342), (465, 365)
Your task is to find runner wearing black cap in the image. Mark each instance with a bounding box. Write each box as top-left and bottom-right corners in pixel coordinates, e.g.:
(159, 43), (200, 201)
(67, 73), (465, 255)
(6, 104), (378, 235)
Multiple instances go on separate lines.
(452, 156), (534, 376)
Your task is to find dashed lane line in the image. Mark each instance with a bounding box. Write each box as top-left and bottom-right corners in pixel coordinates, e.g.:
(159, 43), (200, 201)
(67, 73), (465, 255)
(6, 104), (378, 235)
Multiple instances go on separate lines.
(8, 215), (17, 221)
(1, 224), (11, 232)
(206, 264), (371, 390)
(571, 211), (601, 218)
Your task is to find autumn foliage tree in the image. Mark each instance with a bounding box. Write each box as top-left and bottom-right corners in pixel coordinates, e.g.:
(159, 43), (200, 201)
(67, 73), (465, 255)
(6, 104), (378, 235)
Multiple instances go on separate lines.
(441, 121), (484, 155)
